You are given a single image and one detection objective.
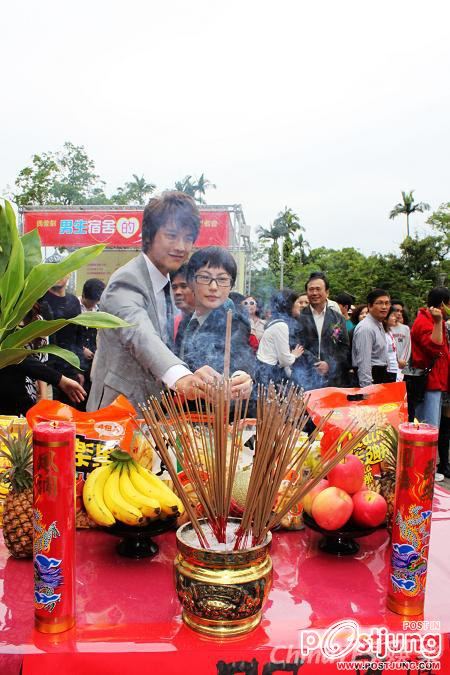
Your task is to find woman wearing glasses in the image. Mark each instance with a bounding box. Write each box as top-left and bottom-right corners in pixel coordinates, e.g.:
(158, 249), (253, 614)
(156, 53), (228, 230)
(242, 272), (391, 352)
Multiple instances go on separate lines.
(176, 247), (254, 400)
(241, 296), (266, 343)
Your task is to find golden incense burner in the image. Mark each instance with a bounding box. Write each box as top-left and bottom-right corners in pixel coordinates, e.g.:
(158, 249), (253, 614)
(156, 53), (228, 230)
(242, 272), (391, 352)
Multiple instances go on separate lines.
(174, 519), (272, 637)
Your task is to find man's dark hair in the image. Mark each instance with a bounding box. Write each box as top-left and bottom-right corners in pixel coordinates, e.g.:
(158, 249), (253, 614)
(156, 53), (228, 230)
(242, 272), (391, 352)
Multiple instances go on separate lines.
(82, 278), (105, 302)
(335, 292), (354, 309)
(305, 271), (329, 291)
(367, 288), (390, 306)
(186, 246), (237, 286)
(142, 191), (200, 252)
(170, 263), (189, 282)
(391, 299), (404, 308)
(427, 287), (450, 308)
(270, 289), (294, 318)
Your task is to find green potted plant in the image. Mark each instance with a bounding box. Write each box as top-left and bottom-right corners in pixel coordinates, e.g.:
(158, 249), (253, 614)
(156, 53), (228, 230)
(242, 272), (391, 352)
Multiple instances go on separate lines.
(0, 198), (128, 370)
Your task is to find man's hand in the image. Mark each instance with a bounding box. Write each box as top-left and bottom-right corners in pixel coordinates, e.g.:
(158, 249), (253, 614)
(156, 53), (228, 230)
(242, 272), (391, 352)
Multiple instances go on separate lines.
(398, 359), (407, 369)
(314, 360), (329, 376)
(176, 366), (221, 399)
(429, 306), (443, 323)
(59, 375), (87, 403)
(83, 347), (94, 360)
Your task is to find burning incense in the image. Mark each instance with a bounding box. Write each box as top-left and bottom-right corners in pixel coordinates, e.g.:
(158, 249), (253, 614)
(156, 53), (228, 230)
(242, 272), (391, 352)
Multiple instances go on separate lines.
(223, 309), (233, 379)
(139, 383), (372, 551)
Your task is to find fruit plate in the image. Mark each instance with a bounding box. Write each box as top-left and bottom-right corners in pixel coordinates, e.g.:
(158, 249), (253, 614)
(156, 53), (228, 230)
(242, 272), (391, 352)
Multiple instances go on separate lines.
(302, 512), (385, 556)
(102, 516), (179, 559)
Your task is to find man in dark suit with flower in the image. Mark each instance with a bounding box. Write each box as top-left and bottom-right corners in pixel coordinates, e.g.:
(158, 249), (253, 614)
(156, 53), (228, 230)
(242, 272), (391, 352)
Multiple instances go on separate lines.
(296, 272), (350, 388)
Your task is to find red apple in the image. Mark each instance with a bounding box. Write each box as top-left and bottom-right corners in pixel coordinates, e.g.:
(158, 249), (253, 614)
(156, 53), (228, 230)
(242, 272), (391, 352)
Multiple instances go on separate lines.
(311, 486), (353, 530)
(327, 454), (365, 495)
(352, 489), (387, 528)
(302, 479), (329, 516)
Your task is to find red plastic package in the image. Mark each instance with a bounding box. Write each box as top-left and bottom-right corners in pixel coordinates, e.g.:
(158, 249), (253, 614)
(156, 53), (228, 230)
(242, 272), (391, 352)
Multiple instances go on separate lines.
(306, 382), (408, 486)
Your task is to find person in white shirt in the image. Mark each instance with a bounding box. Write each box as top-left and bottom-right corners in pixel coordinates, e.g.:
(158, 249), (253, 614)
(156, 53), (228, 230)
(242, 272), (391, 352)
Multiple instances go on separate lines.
(384, 307), (400, 382)
(390, 300), (412, 372)
(256, 290), (304, 386)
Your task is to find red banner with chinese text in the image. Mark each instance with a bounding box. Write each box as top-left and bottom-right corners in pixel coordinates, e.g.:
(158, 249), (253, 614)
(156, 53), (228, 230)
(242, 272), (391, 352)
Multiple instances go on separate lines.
(22, 210), (231, 248)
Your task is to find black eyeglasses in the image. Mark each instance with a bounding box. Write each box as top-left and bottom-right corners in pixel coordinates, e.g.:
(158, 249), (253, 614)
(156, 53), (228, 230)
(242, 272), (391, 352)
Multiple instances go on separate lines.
(194, 274), (232, 287)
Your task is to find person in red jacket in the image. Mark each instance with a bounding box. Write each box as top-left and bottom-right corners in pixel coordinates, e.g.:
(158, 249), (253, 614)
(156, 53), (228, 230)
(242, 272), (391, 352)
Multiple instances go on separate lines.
(411, 287), (450, 480)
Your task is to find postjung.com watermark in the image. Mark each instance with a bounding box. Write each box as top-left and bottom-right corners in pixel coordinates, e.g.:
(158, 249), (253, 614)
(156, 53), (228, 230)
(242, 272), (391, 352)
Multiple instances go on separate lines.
(268, 618), (442, 670)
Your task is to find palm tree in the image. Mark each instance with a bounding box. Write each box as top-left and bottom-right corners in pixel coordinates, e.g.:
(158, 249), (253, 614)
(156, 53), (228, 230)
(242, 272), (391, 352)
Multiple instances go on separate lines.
(389, 190), (430, 239)
(258, 207), (304, 288)
(174, 174), (216, 204)
(124, 175), (156, 205)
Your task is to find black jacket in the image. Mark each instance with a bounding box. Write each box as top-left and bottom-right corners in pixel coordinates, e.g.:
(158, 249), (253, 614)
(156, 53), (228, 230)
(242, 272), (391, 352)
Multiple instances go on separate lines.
(177, 303), (255, 378)
(296, 305), (350, 387)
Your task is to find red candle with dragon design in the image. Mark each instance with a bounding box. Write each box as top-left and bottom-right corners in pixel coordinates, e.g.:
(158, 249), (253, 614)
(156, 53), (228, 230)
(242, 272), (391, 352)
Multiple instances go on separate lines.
(33, 421), (76, 633)
(387, 422), (438, 616)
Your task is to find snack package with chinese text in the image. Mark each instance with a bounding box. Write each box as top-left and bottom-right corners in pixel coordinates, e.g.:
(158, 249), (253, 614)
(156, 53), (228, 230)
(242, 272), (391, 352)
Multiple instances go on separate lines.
(27, 396), (139, 528)
(306, 382), (407, 525)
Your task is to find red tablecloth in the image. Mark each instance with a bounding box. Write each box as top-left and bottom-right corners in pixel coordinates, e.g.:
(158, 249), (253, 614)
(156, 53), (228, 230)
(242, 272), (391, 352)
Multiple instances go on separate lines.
(1, 487), (449, 674)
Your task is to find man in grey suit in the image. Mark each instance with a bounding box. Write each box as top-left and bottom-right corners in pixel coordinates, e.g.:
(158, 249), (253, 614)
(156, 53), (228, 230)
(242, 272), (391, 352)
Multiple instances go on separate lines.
(87, 191), (221, 411)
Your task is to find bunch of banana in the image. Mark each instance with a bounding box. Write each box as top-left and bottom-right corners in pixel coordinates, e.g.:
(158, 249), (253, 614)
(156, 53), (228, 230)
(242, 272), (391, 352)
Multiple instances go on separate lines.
(83, 449), (184, 527)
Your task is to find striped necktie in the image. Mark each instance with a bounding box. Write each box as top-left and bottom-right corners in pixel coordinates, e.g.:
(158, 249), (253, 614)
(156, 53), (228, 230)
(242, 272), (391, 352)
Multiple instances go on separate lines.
(163, 281), (174, 349)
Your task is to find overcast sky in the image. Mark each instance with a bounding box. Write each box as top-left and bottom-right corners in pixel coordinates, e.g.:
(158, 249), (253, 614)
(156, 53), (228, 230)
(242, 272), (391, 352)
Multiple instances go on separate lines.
(1, 0), (449, 254)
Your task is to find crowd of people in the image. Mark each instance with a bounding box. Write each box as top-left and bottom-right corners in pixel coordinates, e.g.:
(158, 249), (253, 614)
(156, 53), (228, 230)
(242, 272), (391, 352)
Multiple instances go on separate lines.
(1, 191), (449, 481)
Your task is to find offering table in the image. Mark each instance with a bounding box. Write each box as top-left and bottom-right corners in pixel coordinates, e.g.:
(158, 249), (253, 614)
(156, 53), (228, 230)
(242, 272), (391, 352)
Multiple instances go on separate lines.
(1, 487), (449, 675)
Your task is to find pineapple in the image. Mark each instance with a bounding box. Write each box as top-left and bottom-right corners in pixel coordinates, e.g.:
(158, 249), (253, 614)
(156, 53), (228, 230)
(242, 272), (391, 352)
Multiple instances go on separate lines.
(377, 425), (398, 530)
(0, 423), (33, 558)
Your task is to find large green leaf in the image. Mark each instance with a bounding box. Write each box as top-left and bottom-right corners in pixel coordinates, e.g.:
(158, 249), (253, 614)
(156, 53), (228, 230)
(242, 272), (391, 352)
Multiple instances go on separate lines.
(4, 244), (105, 330)
(21, 229), (42, 278)
(0, 207), (24, 320)
(0, 201), (16, 278)
(2, 312), (130, 350)
(0, 345), (80, 370)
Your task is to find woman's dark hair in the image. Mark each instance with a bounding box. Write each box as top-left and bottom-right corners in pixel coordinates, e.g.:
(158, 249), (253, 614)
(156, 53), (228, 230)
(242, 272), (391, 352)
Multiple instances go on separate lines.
(186, 246), (237, 286)
(383, 306), (397, 332)
(270, 289), (294, 318)
(351, 304), (368, 325)
(401, 308), (410, 326)
(287, 291), (301, 316)
(242, 295), (265, 318)
(229, 291), (246, 306)
(427, 286), (450, 308)
(142, 191), (200, 252)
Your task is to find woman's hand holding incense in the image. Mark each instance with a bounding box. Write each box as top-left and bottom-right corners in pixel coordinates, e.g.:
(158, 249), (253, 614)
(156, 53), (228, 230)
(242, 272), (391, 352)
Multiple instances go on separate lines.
(230, 371), (253, 399)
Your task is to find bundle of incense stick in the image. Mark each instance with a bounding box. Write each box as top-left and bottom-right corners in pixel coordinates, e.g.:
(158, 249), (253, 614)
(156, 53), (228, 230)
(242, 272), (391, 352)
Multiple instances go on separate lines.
(139, 380), (248, 547)
(139, 382), (371, 551)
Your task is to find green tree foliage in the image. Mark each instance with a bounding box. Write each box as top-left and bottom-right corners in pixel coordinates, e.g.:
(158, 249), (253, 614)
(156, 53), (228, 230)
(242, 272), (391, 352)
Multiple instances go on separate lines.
(253, 209), (449, 316)
(174, 174), (216, 204)
(14, 143), (108, 206)
(14, 153), (59, 206)
(258, 207), (308, 289)
(14, 144), (158, 207)
(112, 174), (156, 205)
(389, 190), (430, 239)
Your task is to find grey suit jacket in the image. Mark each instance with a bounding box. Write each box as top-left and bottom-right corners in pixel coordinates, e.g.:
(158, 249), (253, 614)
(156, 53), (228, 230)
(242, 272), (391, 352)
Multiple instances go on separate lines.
(87, 253), (185, 411)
